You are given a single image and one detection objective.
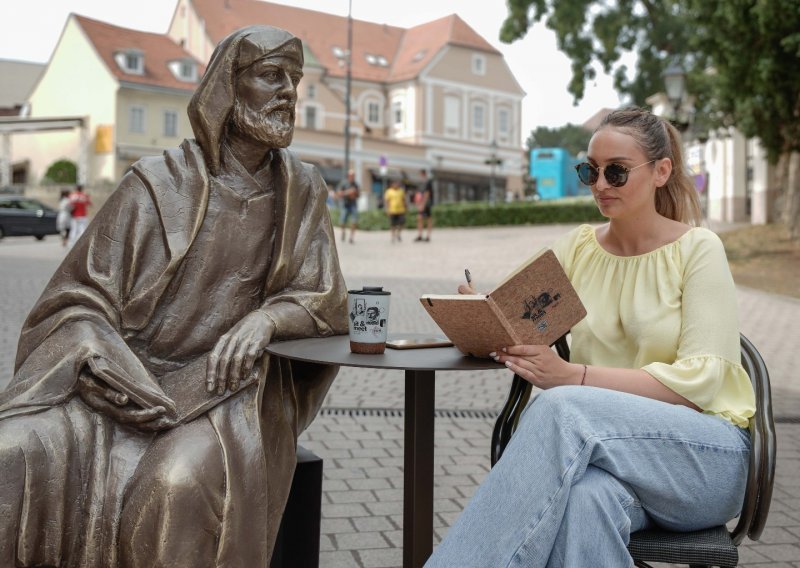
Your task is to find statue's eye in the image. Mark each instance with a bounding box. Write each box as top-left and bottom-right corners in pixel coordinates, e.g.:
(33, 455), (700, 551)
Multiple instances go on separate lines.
(261, 69), (281, 81)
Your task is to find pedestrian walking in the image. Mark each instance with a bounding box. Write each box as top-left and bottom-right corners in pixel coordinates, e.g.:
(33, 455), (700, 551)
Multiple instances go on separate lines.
(414, 169), (434, 242)
(67, 184), (91, 246)
(337, 169), (359, 244)
(56, 189), (72, 248)
(383, 179), (407, 243)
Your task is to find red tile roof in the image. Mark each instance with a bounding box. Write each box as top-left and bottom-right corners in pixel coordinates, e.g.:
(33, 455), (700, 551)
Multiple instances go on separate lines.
(75, 14), (204, 92)
(390, 15), (499, 82)
(189, 0), (500, 83)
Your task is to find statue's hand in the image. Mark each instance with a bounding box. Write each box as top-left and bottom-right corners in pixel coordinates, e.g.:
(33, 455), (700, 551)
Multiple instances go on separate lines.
(77, 371), (175, 431)
(207, 310), (275, 395)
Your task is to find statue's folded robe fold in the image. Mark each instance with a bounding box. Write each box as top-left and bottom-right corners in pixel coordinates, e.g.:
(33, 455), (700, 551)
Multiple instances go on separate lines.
(0, 140), (348, 567)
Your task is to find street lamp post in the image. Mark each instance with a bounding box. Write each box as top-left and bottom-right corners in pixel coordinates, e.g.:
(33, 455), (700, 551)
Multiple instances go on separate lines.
(662, 62), (686, 127)
(343, 0), (353, 176)
(485, 140), (502, 204)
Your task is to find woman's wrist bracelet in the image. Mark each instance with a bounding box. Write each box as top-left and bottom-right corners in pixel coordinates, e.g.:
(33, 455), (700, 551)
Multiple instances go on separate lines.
(580, 364), (588, 386)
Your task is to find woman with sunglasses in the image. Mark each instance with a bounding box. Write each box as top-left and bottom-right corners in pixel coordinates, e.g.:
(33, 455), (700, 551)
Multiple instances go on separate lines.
(425, 107), (755, 567)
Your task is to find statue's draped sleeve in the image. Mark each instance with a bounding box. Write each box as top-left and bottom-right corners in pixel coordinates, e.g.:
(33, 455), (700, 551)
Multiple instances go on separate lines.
(0, 141), (348, 424)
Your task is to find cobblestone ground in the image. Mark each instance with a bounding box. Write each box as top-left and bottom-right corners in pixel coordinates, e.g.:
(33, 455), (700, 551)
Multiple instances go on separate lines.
(1, 223), (798, 567)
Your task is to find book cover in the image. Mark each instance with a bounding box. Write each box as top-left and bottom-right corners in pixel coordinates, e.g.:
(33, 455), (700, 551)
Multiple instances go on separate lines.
(88, 355), (260, 424)
(419, 248), (586, 358)
(157, 355), (261, 424)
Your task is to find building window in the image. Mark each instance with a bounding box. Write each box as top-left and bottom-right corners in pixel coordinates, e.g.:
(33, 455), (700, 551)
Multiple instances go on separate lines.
(179, 61), (195, 80)
(444, 95), (460, 134)
(472, 54), (486, 76)
(472, 102), (485, 134)
(498, 108), (510, 136)
(163, 110), (178, 137)
(365, 54), (389, 66)
(366, 100), (381, 125)
(307, 84), (316, 99)
(305, 106), (317, 130)
(392, 101), (403, 126)
(167, 59), (197, 82)
(129, 106), (145, 133)
(115, 50), (144, 75)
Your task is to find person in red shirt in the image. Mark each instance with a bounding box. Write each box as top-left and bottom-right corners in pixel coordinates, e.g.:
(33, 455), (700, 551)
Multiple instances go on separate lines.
(68, 184), (92, 246)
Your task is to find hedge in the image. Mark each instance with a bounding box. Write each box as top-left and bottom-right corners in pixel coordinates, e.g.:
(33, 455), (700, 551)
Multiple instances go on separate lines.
(329, 197), (604, 231)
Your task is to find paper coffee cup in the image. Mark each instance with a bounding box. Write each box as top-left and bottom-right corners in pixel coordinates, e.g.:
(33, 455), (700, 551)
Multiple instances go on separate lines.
(348, 286), (391, 354)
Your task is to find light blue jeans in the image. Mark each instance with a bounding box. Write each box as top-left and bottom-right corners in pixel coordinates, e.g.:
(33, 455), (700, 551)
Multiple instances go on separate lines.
(425, 386), (751, 568)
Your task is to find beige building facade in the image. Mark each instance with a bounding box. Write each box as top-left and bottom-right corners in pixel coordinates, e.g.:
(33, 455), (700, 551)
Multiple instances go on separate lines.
(167, 0), (526, 204)
(11, 0), (527, 208)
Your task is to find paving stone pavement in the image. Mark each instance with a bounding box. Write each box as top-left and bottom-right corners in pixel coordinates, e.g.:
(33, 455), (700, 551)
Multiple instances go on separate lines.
(1, 222), (798, 567)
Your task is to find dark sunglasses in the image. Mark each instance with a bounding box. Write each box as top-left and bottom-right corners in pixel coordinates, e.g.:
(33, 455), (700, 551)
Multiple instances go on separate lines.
(574, 160), (655, 187)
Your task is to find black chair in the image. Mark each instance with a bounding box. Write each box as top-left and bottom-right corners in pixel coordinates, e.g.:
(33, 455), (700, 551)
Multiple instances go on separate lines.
(491, 333), (776, 568)
(270, 445), (324, 568)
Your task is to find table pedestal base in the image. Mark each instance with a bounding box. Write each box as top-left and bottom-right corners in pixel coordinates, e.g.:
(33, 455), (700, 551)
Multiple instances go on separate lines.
(404, 369), (435, 568)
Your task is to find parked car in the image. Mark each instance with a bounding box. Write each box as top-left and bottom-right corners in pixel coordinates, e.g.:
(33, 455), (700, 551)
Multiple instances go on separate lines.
(0, 195), (59, 240)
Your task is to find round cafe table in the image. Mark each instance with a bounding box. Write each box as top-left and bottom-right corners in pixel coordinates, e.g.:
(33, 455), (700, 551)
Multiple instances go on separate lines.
(265, 332), (502, 568)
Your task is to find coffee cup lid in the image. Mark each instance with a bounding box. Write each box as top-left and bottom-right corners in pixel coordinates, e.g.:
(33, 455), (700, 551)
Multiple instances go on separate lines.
(348, 286), (391, 295)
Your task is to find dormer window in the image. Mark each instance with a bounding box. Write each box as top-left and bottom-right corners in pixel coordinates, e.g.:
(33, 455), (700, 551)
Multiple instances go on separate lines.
(472, 54), (486, 76)
(168, 58), (198, 82)
(365, 54), (389, 67)
(115, 49), (144, 75)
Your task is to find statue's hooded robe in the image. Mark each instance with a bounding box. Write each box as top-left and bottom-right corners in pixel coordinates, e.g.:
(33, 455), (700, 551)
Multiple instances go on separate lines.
(0, 26), (347, 567)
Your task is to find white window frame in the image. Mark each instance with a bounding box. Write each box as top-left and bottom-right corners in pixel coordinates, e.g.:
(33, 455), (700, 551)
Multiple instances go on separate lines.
(115, 50), (144, 75)
(497, 107), (511, 143)
(392, 100), (403, 128)
(472, 54), (486, 76)
(471, 101), (486, 138)
(365, 99), (382, 126)
(129, 105), (145, 134)
(179, 61), (195, 81)
(444, 94), (460, 137)
(303, 103), (321, 130)
(163, 109), (178, 137)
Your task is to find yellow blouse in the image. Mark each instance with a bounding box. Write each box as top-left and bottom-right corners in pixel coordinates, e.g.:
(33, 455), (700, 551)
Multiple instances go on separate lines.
(552, 224), (756, 427)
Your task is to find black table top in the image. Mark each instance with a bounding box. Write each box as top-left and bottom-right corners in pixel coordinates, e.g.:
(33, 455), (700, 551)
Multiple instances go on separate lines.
(265, 333), (503, 372)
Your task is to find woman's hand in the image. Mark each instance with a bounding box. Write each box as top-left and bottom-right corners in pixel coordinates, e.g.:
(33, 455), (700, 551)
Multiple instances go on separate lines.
(457, 283), (478, 295)
(492, 344), (584, 389)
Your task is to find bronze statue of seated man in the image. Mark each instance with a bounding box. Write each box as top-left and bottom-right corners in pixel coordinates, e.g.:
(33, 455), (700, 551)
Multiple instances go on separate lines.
(0, 25), (347, 567)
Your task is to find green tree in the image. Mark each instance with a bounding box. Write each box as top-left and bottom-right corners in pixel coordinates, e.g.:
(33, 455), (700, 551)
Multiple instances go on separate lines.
(686, 0), (800, 237)
(502, 0), (800, 237)
(43, 159), (77, 185)
(501, 0), (690, 106)
(526, 124), (592, 157)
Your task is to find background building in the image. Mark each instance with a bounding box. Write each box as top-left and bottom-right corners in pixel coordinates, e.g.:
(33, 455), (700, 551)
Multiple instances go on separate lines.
(8, 0), (527, 209)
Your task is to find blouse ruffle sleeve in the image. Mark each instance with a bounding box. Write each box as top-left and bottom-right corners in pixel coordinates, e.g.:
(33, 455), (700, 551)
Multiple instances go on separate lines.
(641, 230), (755, 427)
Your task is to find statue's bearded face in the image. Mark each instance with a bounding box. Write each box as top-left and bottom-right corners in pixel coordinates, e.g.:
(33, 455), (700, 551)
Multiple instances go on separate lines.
(232, 54), (302, 148)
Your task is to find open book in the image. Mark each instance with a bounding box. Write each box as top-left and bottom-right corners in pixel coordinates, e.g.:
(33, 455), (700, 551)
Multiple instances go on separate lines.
(419, 248), (586, 358)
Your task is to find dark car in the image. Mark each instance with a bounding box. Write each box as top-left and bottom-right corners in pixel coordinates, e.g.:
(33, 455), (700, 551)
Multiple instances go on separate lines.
(0, 195), (59, 240)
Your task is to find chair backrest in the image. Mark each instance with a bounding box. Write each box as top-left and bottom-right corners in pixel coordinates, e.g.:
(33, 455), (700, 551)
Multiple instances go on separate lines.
(730, 334), (776, 544)
(490, 333), (776, 545)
